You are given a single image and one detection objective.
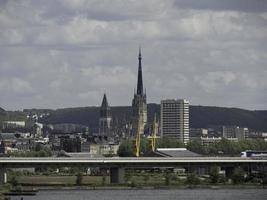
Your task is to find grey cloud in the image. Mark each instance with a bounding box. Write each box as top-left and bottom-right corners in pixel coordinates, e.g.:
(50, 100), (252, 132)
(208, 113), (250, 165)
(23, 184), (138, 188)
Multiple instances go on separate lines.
(174, 0), (267, 13)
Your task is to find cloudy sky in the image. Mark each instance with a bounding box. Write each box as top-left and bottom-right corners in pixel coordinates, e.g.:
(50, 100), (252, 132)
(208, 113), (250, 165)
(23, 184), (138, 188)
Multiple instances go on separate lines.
(0, 0), (267, 110)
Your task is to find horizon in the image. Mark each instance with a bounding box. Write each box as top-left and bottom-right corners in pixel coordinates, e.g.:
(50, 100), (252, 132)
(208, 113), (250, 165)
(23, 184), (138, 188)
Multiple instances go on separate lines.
(2, 102), (266, 112)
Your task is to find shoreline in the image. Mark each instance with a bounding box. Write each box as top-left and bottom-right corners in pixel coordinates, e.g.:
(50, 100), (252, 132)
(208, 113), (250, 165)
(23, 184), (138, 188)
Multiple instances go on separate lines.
(24, 184), (266, 191)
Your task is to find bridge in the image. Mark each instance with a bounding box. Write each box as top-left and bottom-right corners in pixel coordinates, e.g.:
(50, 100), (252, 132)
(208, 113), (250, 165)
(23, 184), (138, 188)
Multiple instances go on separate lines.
(1, 157), (266, 184)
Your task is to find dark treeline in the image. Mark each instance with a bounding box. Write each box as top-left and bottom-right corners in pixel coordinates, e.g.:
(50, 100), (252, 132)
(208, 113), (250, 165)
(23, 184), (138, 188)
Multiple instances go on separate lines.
(1, 105), (267, 132)
(38, 104), (267, 132)
(187, 138), (267, 156)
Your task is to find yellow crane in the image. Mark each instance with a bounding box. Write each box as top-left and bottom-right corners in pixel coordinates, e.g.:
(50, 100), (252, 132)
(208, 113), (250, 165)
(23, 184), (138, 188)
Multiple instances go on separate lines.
(147, 114), (159, 152)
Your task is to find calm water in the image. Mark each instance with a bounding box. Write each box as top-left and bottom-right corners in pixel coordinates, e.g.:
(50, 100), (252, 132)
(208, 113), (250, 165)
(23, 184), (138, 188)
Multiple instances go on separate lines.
(10, 189), (267, 200)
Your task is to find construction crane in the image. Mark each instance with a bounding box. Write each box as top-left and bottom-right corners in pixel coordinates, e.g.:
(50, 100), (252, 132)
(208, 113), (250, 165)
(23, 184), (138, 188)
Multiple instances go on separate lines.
(147, 114), (160, 152)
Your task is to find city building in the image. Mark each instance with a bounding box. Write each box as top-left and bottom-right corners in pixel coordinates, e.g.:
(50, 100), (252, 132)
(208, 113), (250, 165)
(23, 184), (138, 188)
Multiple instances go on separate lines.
(99, 93), (112, 137)
(200, 136), (222, 146)
(60, 135), (81, 152)
(160, 99), (189, 144)
(222, 125), (248, 140)
(189, 128), (208, 140)
(2, 121), (25, 129)
(132, 48), (147, 137)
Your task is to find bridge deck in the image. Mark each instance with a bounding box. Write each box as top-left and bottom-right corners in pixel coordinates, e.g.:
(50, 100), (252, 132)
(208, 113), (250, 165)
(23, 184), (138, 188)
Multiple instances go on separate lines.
(0, 157), (266, 164)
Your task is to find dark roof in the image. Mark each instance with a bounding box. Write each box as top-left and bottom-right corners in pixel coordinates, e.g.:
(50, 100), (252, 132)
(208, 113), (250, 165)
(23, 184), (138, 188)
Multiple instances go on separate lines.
(154, 148), (201, 157)
(58, 151), (103, 158)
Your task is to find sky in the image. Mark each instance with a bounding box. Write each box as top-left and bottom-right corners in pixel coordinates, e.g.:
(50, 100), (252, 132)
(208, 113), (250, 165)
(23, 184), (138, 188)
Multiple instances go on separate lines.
(0, 0), (267, 111)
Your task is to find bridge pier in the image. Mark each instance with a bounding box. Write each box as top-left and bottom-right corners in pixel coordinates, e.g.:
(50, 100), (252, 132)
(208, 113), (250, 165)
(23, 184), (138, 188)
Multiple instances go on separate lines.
(0, 168), (7, 185)
(110, 167), (125, 184)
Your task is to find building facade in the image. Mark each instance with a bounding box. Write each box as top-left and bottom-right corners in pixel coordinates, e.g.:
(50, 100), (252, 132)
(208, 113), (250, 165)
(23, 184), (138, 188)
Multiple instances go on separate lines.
(132, 48), (147, 137)
(99, 93), (112, 137)
(160, 99), (189, 144)
(222, 125), (248, 140)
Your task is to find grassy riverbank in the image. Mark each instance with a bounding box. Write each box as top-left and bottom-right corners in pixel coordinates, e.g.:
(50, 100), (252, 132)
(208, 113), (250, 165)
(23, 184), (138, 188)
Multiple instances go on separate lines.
(7, 174), (265, 188)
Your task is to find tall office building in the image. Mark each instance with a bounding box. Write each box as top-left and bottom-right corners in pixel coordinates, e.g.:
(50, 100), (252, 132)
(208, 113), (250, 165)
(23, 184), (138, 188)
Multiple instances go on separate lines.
(99, 93), (112, 137)
(132, 48), (147, 137)
(160, 99), (189, 144)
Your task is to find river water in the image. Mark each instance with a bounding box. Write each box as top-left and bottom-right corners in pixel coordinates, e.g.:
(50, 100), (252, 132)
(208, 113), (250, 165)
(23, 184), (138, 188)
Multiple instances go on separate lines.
(9, 189), (267, 200)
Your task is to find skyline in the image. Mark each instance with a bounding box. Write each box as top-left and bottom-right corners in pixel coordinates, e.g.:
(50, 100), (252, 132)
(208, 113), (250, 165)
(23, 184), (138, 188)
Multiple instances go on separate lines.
(0, 0), (267, 110)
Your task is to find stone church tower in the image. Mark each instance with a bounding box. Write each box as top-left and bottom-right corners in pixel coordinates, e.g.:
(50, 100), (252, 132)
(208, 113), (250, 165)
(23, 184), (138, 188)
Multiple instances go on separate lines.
(132, 48), (147, 137)
(99, 93), (112, 137)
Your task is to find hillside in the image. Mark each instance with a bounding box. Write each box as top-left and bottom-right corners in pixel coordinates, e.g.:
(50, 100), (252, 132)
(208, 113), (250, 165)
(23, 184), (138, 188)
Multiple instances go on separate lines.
(39, 104), (267, 132)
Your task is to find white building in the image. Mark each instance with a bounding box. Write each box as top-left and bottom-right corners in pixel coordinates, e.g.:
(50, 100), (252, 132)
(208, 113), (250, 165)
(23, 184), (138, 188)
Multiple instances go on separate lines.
(160, 99), (189, 144)
(2, 121), (25, 129)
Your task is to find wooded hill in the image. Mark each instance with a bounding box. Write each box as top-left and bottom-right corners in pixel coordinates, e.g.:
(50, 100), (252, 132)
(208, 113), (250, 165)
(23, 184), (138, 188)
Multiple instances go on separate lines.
(36, 104), (267, 132)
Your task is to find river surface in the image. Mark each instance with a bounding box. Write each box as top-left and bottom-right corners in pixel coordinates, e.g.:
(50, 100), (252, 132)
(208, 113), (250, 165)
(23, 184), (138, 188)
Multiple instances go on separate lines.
(9, 189), (267, 200)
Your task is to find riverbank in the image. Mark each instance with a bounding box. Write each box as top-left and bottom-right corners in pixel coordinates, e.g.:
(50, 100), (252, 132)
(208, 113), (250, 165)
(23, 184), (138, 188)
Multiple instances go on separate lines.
(21, 184), (266, 191)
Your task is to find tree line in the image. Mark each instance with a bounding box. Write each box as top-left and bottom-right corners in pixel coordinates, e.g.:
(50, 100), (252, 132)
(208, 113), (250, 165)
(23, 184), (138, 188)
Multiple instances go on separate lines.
(118, 137), (267, 157)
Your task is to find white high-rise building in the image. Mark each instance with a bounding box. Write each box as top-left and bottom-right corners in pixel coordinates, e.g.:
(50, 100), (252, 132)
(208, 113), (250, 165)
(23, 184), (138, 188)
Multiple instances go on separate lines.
(160, 99), (189, 144)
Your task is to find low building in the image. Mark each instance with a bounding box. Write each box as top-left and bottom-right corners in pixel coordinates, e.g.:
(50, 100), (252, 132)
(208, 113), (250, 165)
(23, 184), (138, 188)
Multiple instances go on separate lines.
(2, 121), (25, 129)
(0, 133), (17, 153)
(200, 137), (222, 145)
(222, 126), (248, 140)
(146, 148), (201, 157)
(189, 128), (208, 140)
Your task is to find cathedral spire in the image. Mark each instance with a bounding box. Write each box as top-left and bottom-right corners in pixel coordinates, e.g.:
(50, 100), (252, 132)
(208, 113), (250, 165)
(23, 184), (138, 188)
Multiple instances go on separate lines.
(100, 93), (111, 118)
(101, 93), (109, 108)
(137, 47), (143, 95)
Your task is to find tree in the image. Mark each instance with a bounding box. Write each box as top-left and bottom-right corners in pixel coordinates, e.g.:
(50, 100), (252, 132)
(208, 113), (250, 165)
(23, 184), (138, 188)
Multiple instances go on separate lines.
(143, 174), (150, 185)
(9, 175), (18, 187)
(186, 173), (200, 185)
(209, 166), (220, 184)
(231, 167), (245, 184)
(102, 175), (106, 185)
(164, 172), (172, 185)
(76, 172), (83, 185)
(117, 140), (134, 157)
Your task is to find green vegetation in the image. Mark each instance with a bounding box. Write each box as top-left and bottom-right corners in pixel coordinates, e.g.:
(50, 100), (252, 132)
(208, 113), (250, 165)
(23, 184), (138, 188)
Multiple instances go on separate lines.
(118, 137), (186, 157)
(118, 137), (267, 157)
(209, 166), (220, 184)
(231, 167), (245, 184)
(186, 173), (200, 185)
(187, 139), (267, 156)
(4, 168), (265, 189)
(76, 172), (83, 185)
(8, 149), (52, 157)
(12, 175), (110, 186)
(117, 139), (134, 157)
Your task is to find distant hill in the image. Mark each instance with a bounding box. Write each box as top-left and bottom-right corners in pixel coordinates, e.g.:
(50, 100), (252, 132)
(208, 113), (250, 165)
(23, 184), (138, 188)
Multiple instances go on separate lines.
(39, 104), (267, 132)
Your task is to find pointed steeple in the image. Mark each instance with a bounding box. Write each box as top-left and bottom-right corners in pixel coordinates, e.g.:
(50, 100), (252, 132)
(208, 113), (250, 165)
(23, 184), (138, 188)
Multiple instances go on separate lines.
(101, 93), (109, 108)
(100, 93), (111, 118)
(137, 47), (143, 95)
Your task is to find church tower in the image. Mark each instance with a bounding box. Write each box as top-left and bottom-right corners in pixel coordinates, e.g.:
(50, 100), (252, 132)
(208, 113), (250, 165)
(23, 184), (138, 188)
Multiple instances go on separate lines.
(132, 47), (147, 137)
(99, 93), (112, 137)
